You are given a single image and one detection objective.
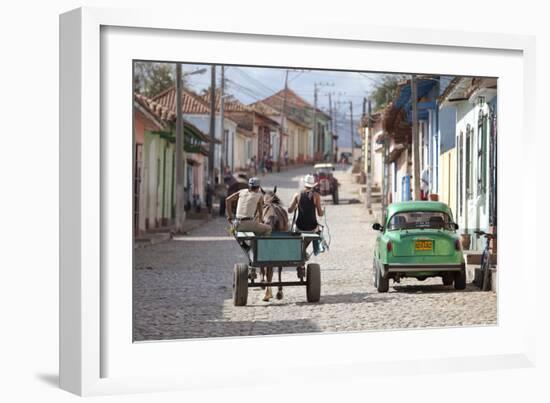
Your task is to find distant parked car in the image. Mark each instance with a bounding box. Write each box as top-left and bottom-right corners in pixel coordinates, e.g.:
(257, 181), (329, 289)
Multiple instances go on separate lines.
(371, 201), (466, 292)
(313, 163), (339, 204)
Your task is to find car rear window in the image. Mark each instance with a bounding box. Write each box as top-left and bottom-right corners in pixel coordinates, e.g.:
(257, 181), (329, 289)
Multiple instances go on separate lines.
(387, 211), (453, 230)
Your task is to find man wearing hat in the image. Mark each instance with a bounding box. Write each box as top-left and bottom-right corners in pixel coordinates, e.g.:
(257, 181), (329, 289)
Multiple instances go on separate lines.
(225, 177), (272, 235)
(288, 174), (325, 255)
(288, 174), (324, 232)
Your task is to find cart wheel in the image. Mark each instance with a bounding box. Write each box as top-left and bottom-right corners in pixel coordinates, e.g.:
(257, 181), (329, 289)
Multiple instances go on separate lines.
(233, 263), (249, 306)
(306, 263), (321, 302)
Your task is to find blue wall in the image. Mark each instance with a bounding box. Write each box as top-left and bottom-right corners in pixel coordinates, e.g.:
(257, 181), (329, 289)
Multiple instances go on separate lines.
(439, 106), (456, 154)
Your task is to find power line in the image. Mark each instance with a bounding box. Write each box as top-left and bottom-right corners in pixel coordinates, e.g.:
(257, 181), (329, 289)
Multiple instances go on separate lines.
(231, 67), (278, 98)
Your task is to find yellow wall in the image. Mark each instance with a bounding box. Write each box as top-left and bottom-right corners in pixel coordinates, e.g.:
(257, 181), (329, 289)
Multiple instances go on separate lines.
(438, 148), (457, 219)
(234, 133), (246, 170)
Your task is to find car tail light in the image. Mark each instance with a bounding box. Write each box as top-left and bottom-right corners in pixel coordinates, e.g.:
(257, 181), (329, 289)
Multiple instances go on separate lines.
(455, 239), (462, 251)
(387, 241), (393, 253)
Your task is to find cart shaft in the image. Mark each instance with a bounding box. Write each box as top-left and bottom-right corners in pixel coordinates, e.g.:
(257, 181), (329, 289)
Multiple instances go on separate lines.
(249, 281), (306, 287)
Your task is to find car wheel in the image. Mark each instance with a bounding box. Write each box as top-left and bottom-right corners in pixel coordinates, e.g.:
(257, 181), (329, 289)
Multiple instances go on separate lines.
(442, 273), (453, 286)
(376, 265), (389, 293)
(454, 269), (466, 290)
(373, 260), (378, 288)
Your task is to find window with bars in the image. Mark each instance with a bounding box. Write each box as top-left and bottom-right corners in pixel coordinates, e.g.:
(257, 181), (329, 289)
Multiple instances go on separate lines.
(477, 112), (488, 195)
(465, 124), (474, 200)
(458, 131), (464, 215)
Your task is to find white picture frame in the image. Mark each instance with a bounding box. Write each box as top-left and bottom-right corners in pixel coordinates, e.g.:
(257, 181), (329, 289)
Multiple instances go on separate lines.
(60, 6), (537, 396)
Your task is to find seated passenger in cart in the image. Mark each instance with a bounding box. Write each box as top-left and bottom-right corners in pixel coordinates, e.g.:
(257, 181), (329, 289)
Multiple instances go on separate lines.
(225, 177), (272, 236)
(288, 174), (325, 255)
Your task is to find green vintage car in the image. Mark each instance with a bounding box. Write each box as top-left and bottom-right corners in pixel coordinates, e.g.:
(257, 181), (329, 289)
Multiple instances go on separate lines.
(372, 201), (466, 292)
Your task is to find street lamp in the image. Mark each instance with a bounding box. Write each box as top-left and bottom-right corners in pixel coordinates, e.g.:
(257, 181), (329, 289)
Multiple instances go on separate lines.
(184, 67), (207, 77)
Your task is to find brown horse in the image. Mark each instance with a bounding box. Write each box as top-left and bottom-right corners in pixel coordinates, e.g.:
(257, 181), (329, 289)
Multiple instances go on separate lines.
(260, 186), (289, 301)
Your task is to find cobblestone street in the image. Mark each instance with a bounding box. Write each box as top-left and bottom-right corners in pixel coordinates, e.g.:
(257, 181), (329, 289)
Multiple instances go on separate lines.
(133, 166), (497, 341)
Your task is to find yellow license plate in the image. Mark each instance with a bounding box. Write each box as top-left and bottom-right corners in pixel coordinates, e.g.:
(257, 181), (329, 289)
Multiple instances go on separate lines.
(415, 240), (433, 251)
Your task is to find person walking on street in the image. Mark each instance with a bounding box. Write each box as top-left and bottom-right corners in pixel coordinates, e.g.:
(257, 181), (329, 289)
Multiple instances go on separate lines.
(288, 174), (325, 254)
(205, 180), (214, 214)
(250, 155), (257, 176)
(214, 176), (227, 217)
(266, 154), (273, 173)
(420, 166), (430, 201)
(225, 177), (272, 235)
(259, 152), (266, 176)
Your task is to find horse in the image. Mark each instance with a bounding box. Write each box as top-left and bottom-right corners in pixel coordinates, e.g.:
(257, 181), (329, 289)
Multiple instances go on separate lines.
(260, 186), (289, 301)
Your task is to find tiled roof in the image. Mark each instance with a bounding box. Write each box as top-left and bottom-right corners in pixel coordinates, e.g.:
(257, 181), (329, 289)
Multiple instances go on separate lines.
(201, 89), (253, 113)
(251, 101), (278, 117)
(260, 87), (331, 120)
(439, 77), (497, 105)
(152, 86), (212, 115)
(202, 90), (280, 128)
(251, 100), (310, 129)
(134, 92), (175, 122)
(134, 92), (218, 144)
(227, 111), (254, 131)
(236, 126), (254, 138)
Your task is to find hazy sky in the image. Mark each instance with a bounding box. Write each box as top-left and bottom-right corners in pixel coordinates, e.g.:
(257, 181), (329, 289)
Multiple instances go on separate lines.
(178, 63), (388, 148)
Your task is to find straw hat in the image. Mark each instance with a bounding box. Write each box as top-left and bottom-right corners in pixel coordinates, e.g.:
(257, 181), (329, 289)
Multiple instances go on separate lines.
(304, 174), (317, 188)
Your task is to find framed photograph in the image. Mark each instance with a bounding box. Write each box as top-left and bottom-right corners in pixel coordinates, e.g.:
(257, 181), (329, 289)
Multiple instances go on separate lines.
(60, 7), (537, 396)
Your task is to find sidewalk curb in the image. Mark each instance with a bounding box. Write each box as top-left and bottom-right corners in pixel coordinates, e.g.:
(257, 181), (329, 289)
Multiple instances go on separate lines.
(134, 217), (214, 249)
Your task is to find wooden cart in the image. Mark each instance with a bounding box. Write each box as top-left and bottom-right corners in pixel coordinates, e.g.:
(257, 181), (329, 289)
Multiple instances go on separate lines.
(233, 231), (321, 306)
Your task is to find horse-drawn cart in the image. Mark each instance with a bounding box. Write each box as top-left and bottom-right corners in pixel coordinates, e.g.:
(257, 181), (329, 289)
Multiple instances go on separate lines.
(233, 231), (321, 306)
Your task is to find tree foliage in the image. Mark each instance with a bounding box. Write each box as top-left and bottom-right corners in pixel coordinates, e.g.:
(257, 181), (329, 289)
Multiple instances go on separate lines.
(134, 62), (179, 98)
(370, 74), (408, 110)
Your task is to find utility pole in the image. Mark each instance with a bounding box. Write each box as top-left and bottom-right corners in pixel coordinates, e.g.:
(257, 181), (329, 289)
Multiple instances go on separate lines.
(313, 83), (318, 161)
(366, 98), (373, 211)
(362, 97), (367, 177)
(334, 99), (340, 163)
(411, 74), (421, 200)
(349, 101), (354, 162)
(219, 65), (226, 175)
(208, 65), (216, 210)
(277, 70), (289, 172)
(175, 63), (185, 232)
(382, 131), (389, 222)
(328, 92), (333, 161)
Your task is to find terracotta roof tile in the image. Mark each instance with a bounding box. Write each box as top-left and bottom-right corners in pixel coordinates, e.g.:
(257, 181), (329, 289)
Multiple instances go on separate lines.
(260, 87), (331, 120)
(134, 92), (218, 143)
(151, 86), (212, 115)
(201, 89), (253, 113)
(135, 92), (176, 122)
(202, 90), (280, 127)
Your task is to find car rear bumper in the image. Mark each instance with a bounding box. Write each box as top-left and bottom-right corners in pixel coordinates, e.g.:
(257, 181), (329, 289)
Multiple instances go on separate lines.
(386, 263), (465, 273)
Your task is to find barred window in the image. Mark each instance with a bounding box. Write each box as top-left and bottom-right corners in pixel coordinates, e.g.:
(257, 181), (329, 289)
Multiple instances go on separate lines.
(477, 112), (488, 195)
